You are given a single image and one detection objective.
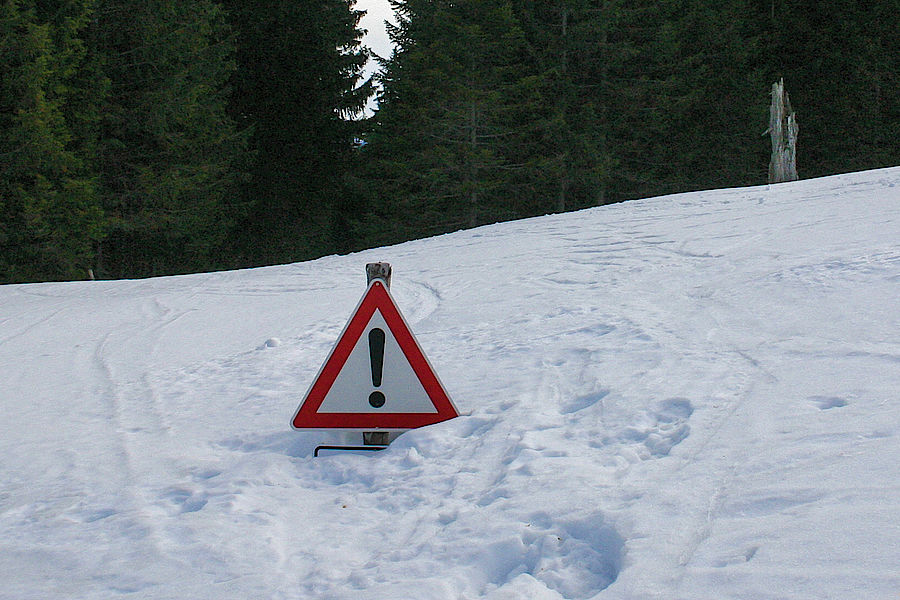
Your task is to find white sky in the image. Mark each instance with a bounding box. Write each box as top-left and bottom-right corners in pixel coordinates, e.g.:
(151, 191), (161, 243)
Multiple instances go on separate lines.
(356, 0), (396, 64)
(355, 0), (396, 113)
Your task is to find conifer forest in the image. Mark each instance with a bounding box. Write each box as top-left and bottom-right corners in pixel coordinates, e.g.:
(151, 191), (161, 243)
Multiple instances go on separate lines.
(2, 0), (898, 283)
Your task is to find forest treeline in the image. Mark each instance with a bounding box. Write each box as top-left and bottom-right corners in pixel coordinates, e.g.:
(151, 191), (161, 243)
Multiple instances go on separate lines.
(2, 0), (898, 283)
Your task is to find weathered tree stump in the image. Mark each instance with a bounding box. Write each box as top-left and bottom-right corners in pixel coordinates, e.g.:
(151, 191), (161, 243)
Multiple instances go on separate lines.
(768, 79), (799, 183)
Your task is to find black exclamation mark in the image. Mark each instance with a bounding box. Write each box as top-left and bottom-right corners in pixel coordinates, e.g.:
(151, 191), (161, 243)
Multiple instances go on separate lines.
(368, 328), (386, 408)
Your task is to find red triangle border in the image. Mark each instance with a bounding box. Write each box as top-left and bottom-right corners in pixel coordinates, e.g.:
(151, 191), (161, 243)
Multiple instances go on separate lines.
(292, 279), (457, 430)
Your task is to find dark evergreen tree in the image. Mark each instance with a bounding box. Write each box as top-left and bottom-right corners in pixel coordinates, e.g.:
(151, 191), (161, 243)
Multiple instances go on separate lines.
(558, 0), (766, 201)
(224, 0), (372, 266)
(644, 0), (768, 193)
(590, 1), (680, 202)
(91, 0), (246, 278)
(512, 0), (612, 211)
(1, 0), (103, 283)
(365, 0), (534, 241)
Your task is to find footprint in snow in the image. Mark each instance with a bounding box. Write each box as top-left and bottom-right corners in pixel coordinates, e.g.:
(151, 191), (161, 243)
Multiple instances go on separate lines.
(561, 389), (610, 415)
(808, 396), (848, 410)
(160, 487), (208, 514)
(616, 397), (694, 459)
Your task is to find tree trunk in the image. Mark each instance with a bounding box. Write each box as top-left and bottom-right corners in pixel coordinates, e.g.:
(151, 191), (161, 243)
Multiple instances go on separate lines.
(768, 78), (799, 183)
(557, 7), (569, 213)
(468, 101), (479, 228)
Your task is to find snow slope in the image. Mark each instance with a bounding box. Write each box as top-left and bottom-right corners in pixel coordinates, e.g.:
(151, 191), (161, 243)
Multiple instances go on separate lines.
(2, 168), (899, 599)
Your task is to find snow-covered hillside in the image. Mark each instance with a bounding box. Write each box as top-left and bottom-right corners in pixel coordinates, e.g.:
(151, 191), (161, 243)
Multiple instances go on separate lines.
(2, 168), (899, 599)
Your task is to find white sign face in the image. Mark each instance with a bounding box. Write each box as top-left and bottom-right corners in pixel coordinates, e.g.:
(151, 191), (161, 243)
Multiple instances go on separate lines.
(317, 309), (438, 414)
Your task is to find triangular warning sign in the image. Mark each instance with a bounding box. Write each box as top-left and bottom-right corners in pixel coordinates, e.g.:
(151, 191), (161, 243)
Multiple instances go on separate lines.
(292, 279), (458, 430)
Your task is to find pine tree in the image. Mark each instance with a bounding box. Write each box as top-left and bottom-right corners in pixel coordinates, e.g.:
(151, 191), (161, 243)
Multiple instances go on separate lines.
(1, 0), (103, 283)
(648, 0), (768, 192)
(570, 0), (767, 201)
(91, 0), (246, 278)
(512, 0), (612, 212)
(365, 0), (531, 239)
(363, 0), (898, 247)
(224, 0), (372, 266)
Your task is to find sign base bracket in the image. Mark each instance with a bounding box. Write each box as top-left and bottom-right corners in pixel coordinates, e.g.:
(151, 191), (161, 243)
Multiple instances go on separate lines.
(313, 430), (395, 457)
(313, 444), (388, 457)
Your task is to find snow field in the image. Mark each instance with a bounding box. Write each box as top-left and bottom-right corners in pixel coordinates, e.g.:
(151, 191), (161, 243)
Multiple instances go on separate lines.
(1, 167), (899, 598)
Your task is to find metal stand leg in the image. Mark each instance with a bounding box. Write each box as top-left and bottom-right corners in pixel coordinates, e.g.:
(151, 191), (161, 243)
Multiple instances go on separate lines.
(313, 432), (391, 457)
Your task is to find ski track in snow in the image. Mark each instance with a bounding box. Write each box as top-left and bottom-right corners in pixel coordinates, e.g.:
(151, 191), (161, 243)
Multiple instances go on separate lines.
(2, 168), (900, 598)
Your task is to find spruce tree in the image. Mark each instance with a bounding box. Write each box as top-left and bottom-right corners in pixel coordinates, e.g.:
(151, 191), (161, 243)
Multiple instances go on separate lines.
(224, 0), (372, 266)
(1, 0), (103, 283)
(91, 0), (246, 278)
(366, 0), (530, 239)
(645, 0), (768, 192)
(512, 0), (611, 211)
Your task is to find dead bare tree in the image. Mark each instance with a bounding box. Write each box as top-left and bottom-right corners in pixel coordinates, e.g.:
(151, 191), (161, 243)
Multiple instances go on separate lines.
(768, 78), (799, 183)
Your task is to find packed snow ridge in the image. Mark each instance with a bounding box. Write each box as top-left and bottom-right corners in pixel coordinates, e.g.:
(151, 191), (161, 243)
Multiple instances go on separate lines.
(1, 167), (899, 599)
